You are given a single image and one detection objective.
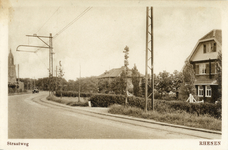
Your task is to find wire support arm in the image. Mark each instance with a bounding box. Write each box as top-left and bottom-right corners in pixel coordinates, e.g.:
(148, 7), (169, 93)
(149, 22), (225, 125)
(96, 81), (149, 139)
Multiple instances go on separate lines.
(16, 45), (49, 53)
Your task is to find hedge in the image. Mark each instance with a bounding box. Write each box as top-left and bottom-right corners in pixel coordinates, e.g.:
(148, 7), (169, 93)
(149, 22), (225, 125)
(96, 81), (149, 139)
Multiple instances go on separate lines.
(55, 91), (93, 97)
(89, 94), (221, 118)
(154, 100), (221, 118)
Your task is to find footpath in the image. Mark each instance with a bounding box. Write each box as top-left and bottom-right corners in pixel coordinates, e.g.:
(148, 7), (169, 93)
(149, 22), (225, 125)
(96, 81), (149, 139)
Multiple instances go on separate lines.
(39, 95), (221, 137)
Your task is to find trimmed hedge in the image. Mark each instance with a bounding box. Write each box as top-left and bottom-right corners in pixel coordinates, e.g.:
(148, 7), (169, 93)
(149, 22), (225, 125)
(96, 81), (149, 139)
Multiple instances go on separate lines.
(55, 91), (93, 97)
(89, 94), (221, 118)
(90, 94), (151, 109)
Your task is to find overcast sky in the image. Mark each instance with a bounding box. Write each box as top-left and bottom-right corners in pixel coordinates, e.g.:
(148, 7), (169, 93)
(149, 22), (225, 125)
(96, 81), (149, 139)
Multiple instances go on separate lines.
(8, 1), (222, 81)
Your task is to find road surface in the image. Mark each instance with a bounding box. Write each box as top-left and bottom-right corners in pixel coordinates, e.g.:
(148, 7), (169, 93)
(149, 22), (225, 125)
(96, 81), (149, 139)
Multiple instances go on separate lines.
(8, 92), (221, 139)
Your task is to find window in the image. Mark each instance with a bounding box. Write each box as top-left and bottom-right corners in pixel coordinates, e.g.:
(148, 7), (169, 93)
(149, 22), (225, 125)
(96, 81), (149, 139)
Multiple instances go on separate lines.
(203, 44), (206, 53)
(198, 63), (209, 74)
(205, 85), (212, 97)
(198, 86), (204, 97)
(199, 64), (206, 74)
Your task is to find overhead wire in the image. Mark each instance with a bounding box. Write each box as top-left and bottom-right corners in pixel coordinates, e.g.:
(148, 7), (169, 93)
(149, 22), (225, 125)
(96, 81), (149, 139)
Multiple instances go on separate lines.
(36, 6), (61, 34)
(34, 7), (92, 54)
(53, 7), (92, 38)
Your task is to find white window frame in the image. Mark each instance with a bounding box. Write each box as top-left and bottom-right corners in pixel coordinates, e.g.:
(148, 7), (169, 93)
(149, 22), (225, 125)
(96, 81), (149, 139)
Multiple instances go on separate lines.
(205, 85), (212, 97)
(199, 63), (206, 74)
(198, 85), (204, 97)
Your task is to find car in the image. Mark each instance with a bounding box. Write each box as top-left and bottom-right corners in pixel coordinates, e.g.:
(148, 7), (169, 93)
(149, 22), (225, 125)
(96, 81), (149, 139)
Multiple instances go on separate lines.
(32, 88), (39, 93)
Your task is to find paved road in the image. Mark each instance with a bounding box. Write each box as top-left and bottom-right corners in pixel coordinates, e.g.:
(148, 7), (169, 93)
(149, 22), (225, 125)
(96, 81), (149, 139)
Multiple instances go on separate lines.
(8, 92), (221, 139)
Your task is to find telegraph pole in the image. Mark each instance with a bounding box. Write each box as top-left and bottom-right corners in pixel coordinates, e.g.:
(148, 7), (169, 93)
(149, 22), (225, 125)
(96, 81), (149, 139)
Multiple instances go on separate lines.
(145, 7), (154, 111)
(17, 64), (19, 93)
(78, 64), (81, 102)
(56, 66), (58, 94)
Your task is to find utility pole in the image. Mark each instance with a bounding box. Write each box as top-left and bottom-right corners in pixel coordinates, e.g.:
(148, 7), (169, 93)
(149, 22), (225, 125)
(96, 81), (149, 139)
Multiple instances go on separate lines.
(78, 64), (81, 102)
(17, 64), (19, 93)
(16, 33), (54, 95)
(55, 66), (58, 94)
(145, 7), (154, 111)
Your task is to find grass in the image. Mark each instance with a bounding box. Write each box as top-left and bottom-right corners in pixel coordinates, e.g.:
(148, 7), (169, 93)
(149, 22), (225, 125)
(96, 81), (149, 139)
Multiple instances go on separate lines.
(108, 104), (221, 131)
(46, 95), (89, 107)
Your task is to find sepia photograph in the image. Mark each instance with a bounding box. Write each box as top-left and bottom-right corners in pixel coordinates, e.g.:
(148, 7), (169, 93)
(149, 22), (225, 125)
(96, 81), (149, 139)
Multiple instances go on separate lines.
(1, 0), (228, 149)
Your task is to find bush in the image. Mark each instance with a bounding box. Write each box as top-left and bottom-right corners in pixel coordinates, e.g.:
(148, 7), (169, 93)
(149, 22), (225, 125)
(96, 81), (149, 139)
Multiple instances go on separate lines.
(90, 94), (221, 119)
(89, 94), (151, 109)
(56, 91), (93, 97)
(108, 104), (221, 131)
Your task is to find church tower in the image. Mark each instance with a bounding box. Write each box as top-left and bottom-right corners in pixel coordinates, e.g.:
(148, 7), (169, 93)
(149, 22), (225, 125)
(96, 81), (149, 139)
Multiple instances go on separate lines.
(8, 49), (17, 83)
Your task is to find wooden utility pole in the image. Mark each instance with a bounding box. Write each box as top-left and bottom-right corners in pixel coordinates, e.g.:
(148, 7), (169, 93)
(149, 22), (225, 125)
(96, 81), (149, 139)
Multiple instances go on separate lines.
(145, 7), (154, 111)
(17, 64), (19, 93)
(78, 64), (81, 102)
(56, 66), (58, 94)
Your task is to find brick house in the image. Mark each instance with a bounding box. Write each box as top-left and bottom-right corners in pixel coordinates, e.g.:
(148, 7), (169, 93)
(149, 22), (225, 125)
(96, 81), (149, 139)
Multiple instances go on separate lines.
(186, 29), (221, 103)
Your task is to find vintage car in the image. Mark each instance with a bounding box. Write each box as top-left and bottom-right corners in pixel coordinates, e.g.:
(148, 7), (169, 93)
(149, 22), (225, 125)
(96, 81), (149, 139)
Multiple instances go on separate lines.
(32, 88), (39, 93)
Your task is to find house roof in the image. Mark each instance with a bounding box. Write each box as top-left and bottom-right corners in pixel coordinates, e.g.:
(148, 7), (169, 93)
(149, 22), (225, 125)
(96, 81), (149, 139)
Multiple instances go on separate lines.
(199, 29), (222, 44)
(186, 29), (222, 62)
(98, 66), (144, 78)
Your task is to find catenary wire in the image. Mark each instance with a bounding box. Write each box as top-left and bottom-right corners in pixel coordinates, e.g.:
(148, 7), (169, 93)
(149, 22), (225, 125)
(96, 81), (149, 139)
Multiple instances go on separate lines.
(53, 7), (92, 38)
(36, 6), (61, 34)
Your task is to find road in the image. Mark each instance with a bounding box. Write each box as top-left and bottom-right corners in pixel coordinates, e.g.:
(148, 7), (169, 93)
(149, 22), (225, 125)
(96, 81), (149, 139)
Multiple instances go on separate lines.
(8, 92), (221, 139)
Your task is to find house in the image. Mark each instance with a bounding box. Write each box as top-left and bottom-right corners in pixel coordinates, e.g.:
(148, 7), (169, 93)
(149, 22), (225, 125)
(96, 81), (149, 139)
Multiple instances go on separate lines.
(186, 29), (221, 103)
(8, 49), (24, 92)
(98, 66), (143, 93)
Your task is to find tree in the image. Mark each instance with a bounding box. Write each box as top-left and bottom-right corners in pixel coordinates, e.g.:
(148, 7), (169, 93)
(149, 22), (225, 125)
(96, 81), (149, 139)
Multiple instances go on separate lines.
(180, 61), (196, 100)
(75, 76), (98, 93)
(123, 46), (129, 105)
(155, 71), (172, 98)
(171, 70), (183, 98)
(58, 61), (64, 98)
(132, 64), (141, 97)
(216, 51), (222, 100)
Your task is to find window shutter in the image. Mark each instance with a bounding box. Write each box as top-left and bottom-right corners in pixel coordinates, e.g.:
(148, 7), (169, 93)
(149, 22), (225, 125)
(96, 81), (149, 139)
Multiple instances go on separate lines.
(196, 65), (199, 74)
(211, 63), (215, 73)
(206, 64), (209, 74)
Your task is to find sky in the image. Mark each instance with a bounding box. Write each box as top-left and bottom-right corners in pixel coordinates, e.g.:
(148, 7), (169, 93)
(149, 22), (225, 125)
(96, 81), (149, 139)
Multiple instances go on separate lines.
(7, 1), (222, 81)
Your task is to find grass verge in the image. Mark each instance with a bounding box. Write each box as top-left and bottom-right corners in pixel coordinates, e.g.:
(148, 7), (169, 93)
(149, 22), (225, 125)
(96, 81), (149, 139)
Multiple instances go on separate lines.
(46, 95), (88, 107)
(108, 104), (221, 131)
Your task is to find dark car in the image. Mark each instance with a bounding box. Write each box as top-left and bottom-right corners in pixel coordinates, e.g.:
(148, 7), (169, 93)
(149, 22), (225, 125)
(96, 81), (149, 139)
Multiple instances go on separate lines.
(32, 88), (39, 93)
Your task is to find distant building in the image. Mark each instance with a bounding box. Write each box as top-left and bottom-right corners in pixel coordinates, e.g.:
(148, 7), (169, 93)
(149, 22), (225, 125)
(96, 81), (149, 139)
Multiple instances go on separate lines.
(98, 66), (144, 93)
(8, 49), (24, 92)
(185, 29), (221, 103)
(8, 49), (17, 83)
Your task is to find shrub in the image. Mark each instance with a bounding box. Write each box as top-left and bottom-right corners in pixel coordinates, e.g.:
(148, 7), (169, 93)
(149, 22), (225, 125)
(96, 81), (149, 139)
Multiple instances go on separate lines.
(55, 91), (93, 97)
(108, 104), (221, 131)
(89, 94), (151, 109)
(90, 94), (221, 119)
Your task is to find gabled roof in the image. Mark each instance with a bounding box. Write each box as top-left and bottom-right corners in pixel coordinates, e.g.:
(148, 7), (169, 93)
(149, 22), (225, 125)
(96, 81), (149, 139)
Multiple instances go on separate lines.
(98, 66), (144, 78)
(187, 29), (222, 62)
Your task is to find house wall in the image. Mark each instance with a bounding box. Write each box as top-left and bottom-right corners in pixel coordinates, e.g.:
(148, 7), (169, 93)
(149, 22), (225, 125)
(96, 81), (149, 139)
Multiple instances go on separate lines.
(195, 85), (218, 103)
(191, 40), (219, 61)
